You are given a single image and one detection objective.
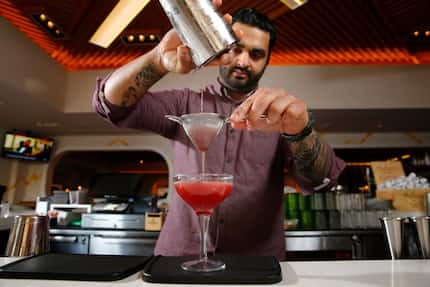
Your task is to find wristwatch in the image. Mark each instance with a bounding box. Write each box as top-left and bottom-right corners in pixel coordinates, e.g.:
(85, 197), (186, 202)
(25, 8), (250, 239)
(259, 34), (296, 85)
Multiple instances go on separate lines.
(281, 112), (313, 142)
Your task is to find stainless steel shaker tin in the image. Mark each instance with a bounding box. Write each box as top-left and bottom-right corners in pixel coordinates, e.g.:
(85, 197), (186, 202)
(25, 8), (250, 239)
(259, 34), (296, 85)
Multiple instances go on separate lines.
(159, 0), (238, 67)
(5, 215), (49, 256)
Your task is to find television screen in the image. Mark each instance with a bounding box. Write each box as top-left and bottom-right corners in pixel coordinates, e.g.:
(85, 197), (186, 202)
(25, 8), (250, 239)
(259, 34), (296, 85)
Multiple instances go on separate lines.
(1, 131), (54, 162)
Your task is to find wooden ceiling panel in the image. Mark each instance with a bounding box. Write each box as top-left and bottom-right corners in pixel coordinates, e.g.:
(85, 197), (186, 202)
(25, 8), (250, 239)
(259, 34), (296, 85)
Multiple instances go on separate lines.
(1, 0), (429, 70)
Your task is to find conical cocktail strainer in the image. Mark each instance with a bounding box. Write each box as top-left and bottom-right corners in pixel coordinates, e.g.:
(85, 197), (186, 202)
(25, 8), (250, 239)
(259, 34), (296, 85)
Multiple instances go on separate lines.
(165, 113), (227, 151)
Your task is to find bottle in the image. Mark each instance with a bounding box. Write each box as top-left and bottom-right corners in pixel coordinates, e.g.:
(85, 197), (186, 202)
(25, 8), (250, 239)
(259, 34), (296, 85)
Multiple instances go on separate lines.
(365, 167), (376, 198)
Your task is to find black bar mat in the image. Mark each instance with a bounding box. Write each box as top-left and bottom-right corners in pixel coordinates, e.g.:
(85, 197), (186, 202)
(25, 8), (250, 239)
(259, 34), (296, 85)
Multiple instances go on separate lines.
(143, 255), (282, 284)
(0, 253), (151, 281)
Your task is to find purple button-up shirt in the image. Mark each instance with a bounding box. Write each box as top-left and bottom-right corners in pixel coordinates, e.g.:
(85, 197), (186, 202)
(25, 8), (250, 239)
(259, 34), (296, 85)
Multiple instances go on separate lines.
(92, 75), (345, 260)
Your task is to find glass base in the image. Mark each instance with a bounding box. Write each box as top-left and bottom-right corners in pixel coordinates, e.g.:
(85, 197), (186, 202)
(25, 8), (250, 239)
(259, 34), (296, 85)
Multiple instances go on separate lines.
(181, 258), (226, 272)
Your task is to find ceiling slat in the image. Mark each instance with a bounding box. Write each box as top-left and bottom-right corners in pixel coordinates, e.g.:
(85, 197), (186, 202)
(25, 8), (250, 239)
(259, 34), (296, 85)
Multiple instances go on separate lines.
(2, 0), (429, 68)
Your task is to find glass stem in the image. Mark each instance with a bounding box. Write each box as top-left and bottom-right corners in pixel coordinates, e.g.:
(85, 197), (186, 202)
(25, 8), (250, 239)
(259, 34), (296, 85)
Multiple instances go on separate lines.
(201, 151), (206, 174)
(198, 214), (210, 261)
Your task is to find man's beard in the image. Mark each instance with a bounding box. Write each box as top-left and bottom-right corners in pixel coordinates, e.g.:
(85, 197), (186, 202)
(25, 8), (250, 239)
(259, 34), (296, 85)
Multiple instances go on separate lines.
(218, 65), (265, 94)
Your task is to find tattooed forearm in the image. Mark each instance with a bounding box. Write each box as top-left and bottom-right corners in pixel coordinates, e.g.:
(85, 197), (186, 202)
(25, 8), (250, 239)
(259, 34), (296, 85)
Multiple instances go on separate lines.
(289, 131), (332, 185)
(121, 86), (137, 107)
(119, 63), (164, 107)
(135, 63), (163, 89)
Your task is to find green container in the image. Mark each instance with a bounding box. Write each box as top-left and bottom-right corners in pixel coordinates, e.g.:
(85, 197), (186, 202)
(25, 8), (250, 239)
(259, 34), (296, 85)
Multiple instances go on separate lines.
(298, 194), (311, 210)
(286, 209), (300, 220)
(300, 210), (314, 229)
(286, 193), (299, 210)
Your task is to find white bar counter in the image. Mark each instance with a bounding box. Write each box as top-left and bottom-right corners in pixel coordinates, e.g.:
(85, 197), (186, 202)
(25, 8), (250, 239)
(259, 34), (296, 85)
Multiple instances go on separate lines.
(0, 257), (429, 287)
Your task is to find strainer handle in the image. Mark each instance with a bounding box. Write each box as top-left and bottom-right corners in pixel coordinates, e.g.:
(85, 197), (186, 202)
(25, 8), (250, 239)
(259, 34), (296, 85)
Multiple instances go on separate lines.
(165, 115), (183, 125)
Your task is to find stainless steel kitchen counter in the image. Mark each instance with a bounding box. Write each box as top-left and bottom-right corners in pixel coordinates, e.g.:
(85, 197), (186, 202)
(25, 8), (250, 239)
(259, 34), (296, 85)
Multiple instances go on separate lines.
(49, 227), (159, 256)
(284, 228), (388, 259)
(49, 227), (159, 238)
(284, 229), (383, 236)
(48, 227), (387, 259)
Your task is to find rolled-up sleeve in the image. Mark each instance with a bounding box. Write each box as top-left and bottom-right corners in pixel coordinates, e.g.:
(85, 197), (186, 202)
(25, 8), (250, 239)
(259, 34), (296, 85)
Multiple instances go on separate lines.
(92, 73), (136, 123)
(92, 73), (189, 139)
(284, 142), (345, 195)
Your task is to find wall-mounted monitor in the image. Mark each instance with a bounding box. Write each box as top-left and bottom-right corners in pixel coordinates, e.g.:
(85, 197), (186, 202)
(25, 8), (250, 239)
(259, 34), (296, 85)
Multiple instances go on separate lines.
(1, 131), (54, 162)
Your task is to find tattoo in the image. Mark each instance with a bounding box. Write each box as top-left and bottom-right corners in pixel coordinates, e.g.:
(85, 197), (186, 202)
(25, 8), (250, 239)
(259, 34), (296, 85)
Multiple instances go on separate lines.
(120, 63), (164, 107)
(135, 64), (163, 89)
(121, 86), (137, 107)
(289, 131), (332, 185)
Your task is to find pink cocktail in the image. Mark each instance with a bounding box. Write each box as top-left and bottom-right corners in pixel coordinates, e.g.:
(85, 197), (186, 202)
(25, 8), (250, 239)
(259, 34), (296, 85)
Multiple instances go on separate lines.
(174, 174), (233, 272)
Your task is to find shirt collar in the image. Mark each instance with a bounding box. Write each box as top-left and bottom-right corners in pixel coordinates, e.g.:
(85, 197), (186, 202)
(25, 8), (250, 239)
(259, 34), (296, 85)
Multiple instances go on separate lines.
(213, 78), (257, 106)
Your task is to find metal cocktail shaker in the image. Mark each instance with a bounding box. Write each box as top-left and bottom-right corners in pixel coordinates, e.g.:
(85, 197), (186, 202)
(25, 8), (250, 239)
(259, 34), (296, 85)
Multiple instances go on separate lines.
(5, 215), (49, 256)
(159, 0), (238, 67)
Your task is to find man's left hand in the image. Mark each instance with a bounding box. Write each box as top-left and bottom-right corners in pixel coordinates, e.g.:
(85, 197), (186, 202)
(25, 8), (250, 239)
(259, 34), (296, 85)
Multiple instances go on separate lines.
(230, 88), (309, 135)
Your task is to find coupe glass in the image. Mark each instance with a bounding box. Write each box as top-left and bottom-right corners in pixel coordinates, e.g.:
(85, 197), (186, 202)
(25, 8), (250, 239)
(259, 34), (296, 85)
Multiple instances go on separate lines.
(174, 173), (233, 272)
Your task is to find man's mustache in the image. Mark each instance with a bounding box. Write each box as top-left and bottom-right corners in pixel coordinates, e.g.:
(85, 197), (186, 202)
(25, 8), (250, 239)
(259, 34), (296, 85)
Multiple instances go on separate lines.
(230, 66), (251, 77)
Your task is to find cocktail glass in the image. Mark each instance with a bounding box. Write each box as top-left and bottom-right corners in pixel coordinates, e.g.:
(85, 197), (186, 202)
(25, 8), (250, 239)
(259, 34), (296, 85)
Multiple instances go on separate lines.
(174, 173), (233, 272)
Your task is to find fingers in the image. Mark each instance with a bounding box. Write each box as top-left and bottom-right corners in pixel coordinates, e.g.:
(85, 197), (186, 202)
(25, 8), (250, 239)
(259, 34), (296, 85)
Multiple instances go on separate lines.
(230, 96), (253, 122)
(213, 0), (222, 8)
(248, 89), (277, 122)
(223, 13), (232, 24)
(176, 45), (195, 73)
(280, 101), (309, 134)
(231, 89), (275, 123)
(159, 29), (182, 53)
(230, 89), (309, 133)
(266, 95), (297, 124)
(230, 120), (247, 130)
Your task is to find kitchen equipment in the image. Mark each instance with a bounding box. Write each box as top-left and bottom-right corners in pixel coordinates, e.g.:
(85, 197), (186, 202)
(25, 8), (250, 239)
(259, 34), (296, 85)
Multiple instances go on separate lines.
(50, 204), (92, 226)
(165, 113), (226, 151)
(90, 234), (157, 256)
(159, 0), (237, 67)
(285, 229), (389, 260)
(380, 217), (403, 259)
(411, 216), (430, 259)
(380, 216), (422, 259)
(92, 202), (129, 213)
(5, 215), (49, 256)
(50, 234), (89, 254)
(81, 213), (146, 230)
(426, 193), (430, 216)
(0, 202), (9, 218)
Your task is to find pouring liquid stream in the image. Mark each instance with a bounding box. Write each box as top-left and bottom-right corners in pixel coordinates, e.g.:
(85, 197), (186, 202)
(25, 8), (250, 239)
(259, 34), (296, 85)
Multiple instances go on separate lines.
(200, 89), (205, 174)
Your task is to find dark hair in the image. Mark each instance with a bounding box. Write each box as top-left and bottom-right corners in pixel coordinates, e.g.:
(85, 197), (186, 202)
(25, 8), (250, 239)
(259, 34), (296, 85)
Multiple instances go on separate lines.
(232, 8), (277, 56)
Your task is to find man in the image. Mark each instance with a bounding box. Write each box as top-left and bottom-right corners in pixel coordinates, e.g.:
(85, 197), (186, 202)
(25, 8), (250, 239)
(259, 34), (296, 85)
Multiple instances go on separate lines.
(93, 4), (345, 260)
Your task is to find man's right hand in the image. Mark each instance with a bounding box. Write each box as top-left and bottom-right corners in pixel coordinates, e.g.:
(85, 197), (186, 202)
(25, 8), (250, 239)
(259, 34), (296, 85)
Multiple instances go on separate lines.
(156, 0), (229, 74)
(156, 29), (195, 73)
